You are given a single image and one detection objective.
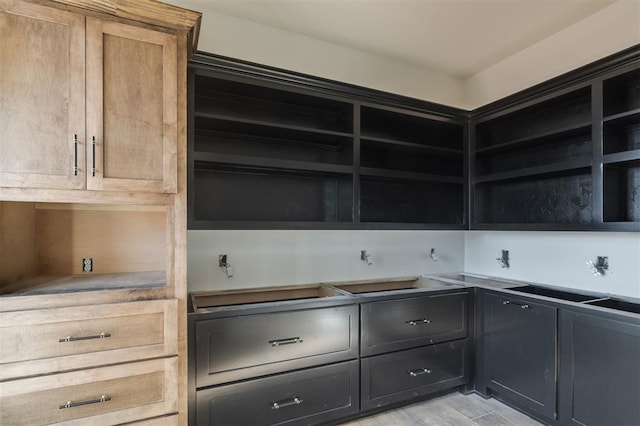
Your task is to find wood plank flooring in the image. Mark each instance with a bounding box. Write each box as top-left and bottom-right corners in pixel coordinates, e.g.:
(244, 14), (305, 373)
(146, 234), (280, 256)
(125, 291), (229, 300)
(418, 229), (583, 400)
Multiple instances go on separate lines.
(341, 392), (544, 426)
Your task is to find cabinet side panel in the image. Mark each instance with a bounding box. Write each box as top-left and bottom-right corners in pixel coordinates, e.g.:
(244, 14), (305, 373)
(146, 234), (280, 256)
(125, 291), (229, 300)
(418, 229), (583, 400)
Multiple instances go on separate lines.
(0, 202), (36, 289)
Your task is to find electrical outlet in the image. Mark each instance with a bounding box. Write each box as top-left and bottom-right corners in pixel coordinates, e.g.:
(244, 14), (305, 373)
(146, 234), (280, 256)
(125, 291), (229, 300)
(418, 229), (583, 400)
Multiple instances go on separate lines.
(82, 258), (93, 272)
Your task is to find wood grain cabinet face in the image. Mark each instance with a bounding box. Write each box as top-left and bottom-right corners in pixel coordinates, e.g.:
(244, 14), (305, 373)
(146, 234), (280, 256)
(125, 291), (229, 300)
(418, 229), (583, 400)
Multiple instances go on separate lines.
(86, 18), (177, 193)
(0, 1), (86, 190)
(0, 299), (178, 381)
(0, 357), (178, 425)
(0, 1), (177, 194)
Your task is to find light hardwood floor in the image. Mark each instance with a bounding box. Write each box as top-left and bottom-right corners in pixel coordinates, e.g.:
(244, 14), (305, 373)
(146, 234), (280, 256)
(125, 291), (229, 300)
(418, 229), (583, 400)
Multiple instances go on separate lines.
(341, 392), (544, 426)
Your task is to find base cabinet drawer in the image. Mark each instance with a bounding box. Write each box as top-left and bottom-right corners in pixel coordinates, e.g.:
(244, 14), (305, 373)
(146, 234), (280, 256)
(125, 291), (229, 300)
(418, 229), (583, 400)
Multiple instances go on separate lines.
(195, 305), (358, 386)
(0, 357), (177, 425)
(196, 360), (359, 426)
(0, 299), (177, 380)
(361, 292), (468, 356)
(361, 339), (469, 410)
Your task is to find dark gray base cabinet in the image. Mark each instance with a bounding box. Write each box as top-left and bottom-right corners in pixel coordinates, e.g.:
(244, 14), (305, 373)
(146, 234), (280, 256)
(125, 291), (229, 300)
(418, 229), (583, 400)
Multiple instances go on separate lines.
(361, 339), (469, 410)
(194, 305), (359, 387)
(480, 291), (557, 422)
(558, 309), (640, 426)
(361, 291), (469, 356)
(196, 360), (359, 426)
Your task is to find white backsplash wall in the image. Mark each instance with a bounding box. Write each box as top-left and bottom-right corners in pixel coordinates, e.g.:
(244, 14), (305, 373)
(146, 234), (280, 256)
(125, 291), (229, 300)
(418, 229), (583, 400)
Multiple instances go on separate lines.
(465, 231), (640, 299)
(188, 230), (464, 292)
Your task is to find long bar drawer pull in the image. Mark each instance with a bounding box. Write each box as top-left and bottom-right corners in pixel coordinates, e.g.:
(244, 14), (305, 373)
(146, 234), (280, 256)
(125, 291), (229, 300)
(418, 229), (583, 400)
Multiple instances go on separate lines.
(408, 368), (432, 377)
(271, 397), (303, 410)
(406, 318), (431, 326)
(59, 394), (111, 410)
(59, 332), (111, 343)
(269, 337), (303, 347)
(502, 300), (531, 309)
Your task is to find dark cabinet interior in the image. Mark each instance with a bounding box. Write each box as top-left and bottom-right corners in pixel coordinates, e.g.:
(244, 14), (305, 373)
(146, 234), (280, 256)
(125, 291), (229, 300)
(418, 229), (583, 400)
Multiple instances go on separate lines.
(188, 47), (639, 231)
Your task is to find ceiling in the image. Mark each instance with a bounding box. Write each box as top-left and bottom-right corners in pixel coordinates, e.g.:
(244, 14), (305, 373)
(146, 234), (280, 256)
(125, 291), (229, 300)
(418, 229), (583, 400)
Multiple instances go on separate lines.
(180, 0), (617, 78)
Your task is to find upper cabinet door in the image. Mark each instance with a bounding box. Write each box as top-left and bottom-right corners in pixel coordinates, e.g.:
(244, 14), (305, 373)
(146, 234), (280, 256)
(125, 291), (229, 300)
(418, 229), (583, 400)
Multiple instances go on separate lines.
(0, 1), (86, 189)
(86, 18), (177, 193)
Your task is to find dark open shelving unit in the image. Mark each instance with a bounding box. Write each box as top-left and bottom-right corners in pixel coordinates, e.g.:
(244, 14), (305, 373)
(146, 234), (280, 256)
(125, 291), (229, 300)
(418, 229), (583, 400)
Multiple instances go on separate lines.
(188, 55), (467, 229)
(188, 46), (639, 231)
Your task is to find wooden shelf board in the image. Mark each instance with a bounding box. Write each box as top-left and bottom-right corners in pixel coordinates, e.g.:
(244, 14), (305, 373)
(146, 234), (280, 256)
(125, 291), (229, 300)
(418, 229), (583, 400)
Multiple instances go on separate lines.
(193, 152), (353, 175)
(474, 159), (591, 184)
(194, 112), (353, 138)
(476, 122), (591, 154)
(1, 271), (166, 296)
(360, 135), (462, 155)
(359, 167), (463, 184)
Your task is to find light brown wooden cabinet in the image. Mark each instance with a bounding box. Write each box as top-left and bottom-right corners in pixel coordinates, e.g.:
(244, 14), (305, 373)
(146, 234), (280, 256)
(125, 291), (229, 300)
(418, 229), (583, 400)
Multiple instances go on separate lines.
(1, 0), (178, 193)
(0, 1), (200, 424)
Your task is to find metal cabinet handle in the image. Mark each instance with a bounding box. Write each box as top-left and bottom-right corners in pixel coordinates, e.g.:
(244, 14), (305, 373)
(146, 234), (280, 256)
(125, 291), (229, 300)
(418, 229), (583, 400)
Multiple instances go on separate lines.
(269, 337), (302, 347)
(91, 136), (96, 177)
(59, 394), (110, 409)
(502, 300), (531, 309)
(59, 332), (111, 343)
(73, 134), (78, 176)
(408, 367), (432, 377)
(406, 318), (431, 326)
(271, 397), (303, 410)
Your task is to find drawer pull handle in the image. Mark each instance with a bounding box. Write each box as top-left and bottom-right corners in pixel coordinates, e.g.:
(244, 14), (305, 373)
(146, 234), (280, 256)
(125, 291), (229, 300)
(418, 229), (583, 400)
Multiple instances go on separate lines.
(406, 318), (431, 326)
(502, 300), (531, 309)
(269, 337), (302, 347)
(408, 368), (432, 377)
(271, 397), (303, 410)
(59, 394), (111, 409)
(59, 332), (111, 343)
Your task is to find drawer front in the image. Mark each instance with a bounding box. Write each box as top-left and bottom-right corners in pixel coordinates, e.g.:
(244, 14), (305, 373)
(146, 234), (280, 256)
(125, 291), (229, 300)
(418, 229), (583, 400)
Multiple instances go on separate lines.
(361, 339), (469, 410)
(0, 357), (177, 425)
(195, 304), (358, 387)
(196, 360), (359, 426)
(361, 291), (468, 356)
(0, 299), (177, 380)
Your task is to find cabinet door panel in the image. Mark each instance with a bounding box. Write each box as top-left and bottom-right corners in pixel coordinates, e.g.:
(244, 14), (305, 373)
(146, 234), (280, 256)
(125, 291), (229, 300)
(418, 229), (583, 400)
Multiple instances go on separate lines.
(361, 339), (469, 410)
(0, 0), (85, 189)
(86, 18), (177, 193)
(483, 292), (557, 420)
(196, 361), (359, 426)
(195, 305), (358, 387)
(559, 310), (640, 426)
(361, 291), (468, 356)
(0, 357), (177, 425)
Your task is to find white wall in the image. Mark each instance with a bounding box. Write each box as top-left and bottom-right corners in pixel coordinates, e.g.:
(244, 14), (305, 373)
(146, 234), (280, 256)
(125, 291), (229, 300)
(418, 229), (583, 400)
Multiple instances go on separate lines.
(188, 230), (464, 292)
(463, 0), (640, 108)
(179, 3), (464, 107)
(465, 232), (640, 299)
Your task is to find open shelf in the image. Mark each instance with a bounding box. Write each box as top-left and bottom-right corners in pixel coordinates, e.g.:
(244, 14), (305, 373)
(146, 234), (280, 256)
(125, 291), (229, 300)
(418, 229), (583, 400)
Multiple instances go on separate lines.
(360, 106), (463, 151)
(193, 152), (353, 175)
(603, 111), (640, 155)
(192, 163), (353, 224)
(475, 87), (591, 151)
(360, 176), (463, 224)
(474, 169), (593, 224)
(360, 139), (462, 177)
(195, 75), (353, 133)
(0, 202), (168, 296)
(604, 160), (640, 222)
(194, 126), (352, 167)
(475, 159), (592, 184)
(603, 69), (640, 117)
